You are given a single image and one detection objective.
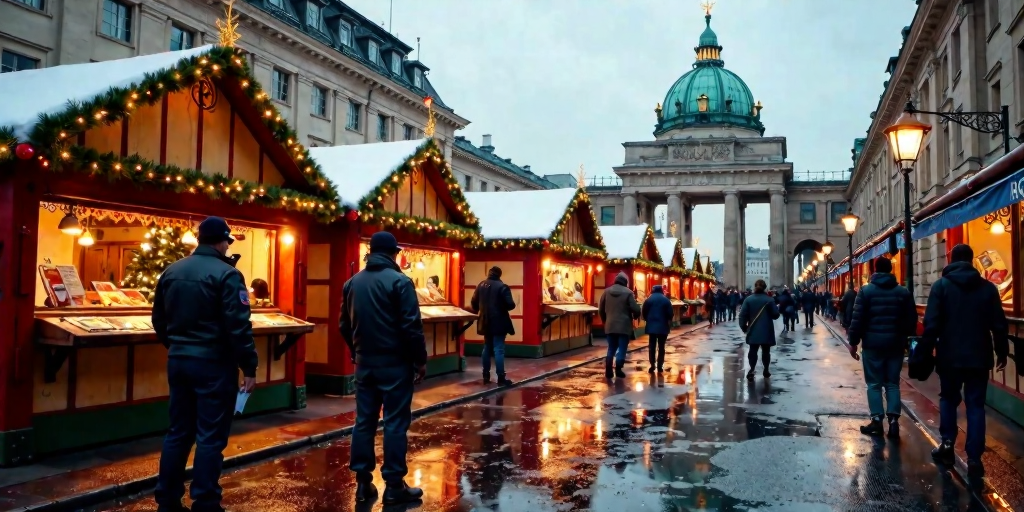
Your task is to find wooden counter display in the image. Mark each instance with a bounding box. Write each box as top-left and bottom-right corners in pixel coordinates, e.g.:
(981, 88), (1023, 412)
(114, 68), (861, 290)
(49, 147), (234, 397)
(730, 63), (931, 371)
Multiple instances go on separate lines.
(592, 224), (663, 338)
(463, 187), (606, 358)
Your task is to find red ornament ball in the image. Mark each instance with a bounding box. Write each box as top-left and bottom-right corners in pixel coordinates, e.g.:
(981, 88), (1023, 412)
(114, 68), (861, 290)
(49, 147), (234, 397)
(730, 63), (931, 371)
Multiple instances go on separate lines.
(543, 240), (551, 248)
(15, 144), (34, 160)
(345, 209), (359, 222)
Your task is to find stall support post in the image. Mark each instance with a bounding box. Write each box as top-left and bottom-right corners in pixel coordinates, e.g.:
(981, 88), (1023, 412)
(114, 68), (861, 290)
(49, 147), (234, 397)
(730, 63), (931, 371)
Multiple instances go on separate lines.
(847, 234), (854, 290)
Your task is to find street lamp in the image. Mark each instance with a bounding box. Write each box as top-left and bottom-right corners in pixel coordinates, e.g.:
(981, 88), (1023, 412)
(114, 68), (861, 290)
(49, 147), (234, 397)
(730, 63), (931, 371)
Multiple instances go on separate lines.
(904, 100), (1023, 156)
(884, 111), (930, 298)
(841, 212), (860, 290)
(821, 241), (834, 292)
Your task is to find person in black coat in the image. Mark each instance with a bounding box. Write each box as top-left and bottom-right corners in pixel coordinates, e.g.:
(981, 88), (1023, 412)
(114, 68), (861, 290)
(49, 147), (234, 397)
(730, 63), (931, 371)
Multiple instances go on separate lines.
(841, 284), (857, 328)
(739, 280), (781, 380)
(728, 289), (742, 321)
(800, 287), (817, 328)
(846, 257), (917, 439)
(703, 287), (716, 328)
(642, 285), (674, 373)
(470, 265), (516, 387)
(776, 288), (796, 332)
(923, 244), (1008, 472)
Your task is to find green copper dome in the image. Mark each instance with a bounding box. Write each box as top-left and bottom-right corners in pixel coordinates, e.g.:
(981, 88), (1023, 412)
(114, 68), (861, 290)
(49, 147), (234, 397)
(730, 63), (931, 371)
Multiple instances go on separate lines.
(655, 14), (765, 137)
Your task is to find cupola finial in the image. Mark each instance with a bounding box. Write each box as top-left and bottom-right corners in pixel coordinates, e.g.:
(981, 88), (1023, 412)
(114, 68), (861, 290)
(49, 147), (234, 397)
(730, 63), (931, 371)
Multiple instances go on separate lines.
(701, 0), (716, 16)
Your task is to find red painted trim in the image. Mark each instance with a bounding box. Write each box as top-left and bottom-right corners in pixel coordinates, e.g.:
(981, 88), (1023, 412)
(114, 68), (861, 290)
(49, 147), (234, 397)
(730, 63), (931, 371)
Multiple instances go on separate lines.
(195, 106), (204, 171)
(120, 117), (129, 158)
(228, 106), (235, 178)
(159, 95), (169, 165)
(258, 150), (264, 183)
(125, 345), (135, 402)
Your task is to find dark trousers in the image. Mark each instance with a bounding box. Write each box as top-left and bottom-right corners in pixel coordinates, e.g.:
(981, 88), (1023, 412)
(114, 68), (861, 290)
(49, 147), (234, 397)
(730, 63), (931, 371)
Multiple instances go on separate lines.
(938, 368), (989, 460)
(803, 310), (814, 326)
(606, 333), (629, 367)
(747, 344), (770, 370)
(728, 307), (737, 321)
(648, 334), (667, 369)
(482, 334), (507, 378)
(783, 312), (796, 331)
(155, 358), (237, 512)
(350, 365), (414, 484)
(862, 349), (903, 419)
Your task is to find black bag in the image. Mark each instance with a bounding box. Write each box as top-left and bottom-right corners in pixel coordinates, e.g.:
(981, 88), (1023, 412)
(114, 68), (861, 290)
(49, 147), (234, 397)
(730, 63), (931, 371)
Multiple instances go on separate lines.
(907, 337), (934, 381)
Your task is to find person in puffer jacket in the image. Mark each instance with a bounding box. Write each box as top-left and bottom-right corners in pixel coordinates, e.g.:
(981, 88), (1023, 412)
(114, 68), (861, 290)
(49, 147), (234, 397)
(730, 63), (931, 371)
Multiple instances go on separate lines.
(599, 271), (641, 378)
(847, 257), (917, 439)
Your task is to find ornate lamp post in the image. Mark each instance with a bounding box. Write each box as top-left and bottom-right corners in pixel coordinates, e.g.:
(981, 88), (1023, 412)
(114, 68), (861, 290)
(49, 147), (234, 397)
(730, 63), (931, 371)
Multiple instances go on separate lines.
(841, 212), (860, 290)
(904, 101), (1023, 156)
(822, 241), (834, 293)
(884, 111), (931, 297)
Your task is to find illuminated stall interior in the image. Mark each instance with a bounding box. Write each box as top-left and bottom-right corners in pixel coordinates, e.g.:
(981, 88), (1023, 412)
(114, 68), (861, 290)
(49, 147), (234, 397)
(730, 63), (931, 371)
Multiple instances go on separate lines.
(595, 224), (663, 337)
(963, 208), (1014, 307)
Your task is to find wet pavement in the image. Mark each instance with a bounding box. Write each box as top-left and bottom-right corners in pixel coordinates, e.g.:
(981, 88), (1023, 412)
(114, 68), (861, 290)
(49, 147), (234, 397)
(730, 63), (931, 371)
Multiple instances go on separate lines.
(92, 321), (994, 511)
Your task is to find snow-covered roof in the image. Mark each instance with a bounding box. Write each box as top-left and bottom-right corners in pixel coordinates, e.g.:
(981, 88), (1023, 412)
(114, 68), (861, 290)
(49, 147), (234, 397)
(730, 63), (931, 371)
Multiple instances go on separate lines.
(600, 224), (650, 260)
(682, 248), (698, 269)
(0, 45), (212, 140)
(465, 188), (578, 240)
(655, 238), (680, 267)
(702, 255), (712, 273)
(310, 139), (428, 209)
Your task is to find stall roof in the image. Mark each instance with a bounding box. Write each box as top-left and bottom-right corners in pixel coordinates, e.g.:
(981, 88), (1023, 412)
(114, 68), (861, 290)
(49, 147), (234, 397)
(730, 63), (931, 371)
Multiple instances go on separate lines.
(682, 248), (699, 271)
(655, 238), (683, 268)
(0, 46), (212, 140)
(465, 188), (578, 239)
(311, 139), (428, 210)
(600, 224), (658, 260)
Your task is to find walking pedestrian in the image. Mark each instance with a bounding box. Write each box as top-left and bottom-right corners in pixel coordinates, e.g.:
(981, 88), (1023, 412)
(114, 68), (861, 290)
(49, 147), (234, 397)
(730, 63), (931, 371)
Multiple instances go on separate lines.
(715, 288), (727, 323)
(341, 231), (426, 505)
(729, 288), (741, 321)
(846, 258), (916, 438)
(924, 244), (1008, 474)
(642, 284), (673, 373)
(777, 287), (796, 332)
(703, 286), (716, 328)
(841, 284), (857, 329)
(599, 271), (641, 379)
(470, 265), (516, 387)
(823, 289), (835, 320)
(153, 217), (258, 512)
(800, 287), (817, 328)
(739, 279), (780, 381)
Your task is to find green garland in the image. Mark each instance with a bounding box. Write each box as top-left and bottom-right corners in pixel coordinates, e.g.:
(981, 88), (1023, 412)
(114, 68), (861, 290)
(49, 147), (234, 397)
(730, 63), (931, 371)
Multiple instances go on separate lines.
(0, 127), (14, 163)
(550, 188), (606, 250)
(481, 239), (606, 259)
(362, 209), (482, 243)
(608, 257), (664, 271)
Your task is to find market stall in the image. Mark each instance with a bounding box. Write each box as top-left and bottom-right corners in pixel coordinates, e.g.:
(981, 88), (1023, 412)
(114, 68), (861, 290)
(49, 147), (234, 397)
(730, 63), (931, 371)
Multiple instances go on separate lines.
(680, 248), (707, 323)
(655, 237), (688, 327)
(593, 224), (663, 338)
(0, 45), (329, 462)
(463, 187), (605, 357)
(306, 138), (480, 393)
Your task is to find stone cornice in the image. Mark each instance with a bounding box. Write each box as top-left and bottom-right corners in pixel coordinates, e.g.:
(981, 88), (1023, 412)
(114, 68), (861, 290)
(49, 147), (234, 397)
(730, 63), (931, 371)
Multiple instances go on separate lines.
(452, 147), (544, 189)
(622, 136), (787, 147)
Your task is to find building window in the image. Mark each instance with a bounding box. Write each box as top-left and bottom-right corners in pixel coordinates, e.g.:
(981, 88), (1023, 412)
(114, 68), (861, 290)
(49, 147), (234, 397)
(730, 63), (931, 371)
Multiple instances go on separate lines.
(12, 0), (44, 10)
(402, 124), (414, 140)
(988, 0), (999, 32)
(268, 0), (283, 7)
(599, 206), (615, 226)
(170, 24), (193, 51)
(101, 0), (132, 43)
(377, 114), (389, 141)
(391, 54), (402, 75)
(346, 100), (360, 131)
(413, 68), (423, 88)
(991, 80), (1002, 112)
(951, 27), (961, 75)
(368, 40), (380, 65)
(338, 21), (352, 47)
(799, 202), (816, 224)
(480, 181), (488, 192)
(1, 50), (39, 73)
(311, 86), (327, 117)
(272, 69), (290, 102)
(830, 202), (846, 223)
(306, 2), (321, 30)
(464, 175), (473, 191)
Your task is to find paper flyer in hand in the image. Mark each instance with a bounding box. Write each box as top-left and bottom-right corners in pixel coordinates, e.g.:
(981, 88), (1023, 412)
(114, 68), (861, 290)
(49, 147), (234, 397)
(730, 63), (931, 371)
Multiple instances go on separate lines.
(235, 390), (251, 415)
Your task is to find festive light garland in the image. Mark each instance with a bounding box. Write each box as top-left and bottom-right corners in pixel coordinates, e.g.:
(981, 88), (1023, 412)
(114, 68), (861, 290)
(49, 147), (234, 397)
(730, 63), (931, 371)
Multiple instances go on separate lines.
(477, 188), (608, 258)
(549, 188), (606, 250)
(0, 127), (14, 163)
(1, 46), (342, 220)
(361, 209), (481, 243)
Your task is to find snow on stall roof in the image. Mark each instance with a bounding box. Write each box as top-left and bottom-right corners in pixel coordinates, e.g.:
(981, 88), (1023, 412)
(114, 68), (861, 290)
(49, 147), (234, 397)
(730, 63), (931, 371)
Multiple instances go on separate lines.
(465, 188), (578, 240)
(599, 224), (650, 260)
(310, 139), (428, 209)
(655, 238), (679, 267)
(682, 248), (697, 268)
(0, 45), (213, 140)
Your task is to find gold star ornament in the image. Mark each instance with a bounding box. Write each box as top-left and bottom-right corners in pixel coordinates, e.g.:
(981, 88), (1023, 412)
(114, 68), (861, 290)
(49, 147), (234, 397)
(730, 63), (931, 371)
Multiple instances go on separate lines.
(217, 0), (242, 48)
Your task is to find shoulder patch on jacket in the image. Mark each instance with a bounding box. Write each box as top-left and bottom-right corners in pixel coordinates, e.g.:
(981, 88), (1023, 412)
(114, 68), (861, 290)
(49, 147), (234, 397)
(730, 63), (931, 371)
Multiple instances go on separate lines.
(240, 290), (250, 306)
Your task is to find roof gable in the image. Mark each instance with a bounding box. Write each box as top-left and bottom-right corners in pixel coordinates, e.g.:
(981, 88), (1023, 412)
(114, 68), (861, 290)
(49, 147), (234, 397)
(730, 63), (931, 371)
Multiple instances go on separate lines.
(600, 224), (663, 268)
(655, 238), (684, 269)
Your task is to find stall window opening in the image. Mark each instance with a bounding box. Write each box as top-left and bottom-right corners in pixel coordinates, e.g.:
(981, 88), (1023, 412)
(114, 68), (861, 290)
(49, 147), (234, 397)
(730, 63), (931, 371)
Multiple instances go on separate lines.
(359, 242), (451, 305)
(963, 208), (1012, 308)
(542, 262), (587, 304)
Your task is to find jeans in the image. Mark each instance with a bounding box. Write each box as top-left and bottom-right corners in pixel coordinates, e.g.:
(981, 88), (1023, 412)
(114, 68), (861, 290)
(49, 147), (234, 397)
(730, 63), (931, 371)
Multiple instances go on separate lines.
(350, 365), (414, 484)
(862, 349), (903, 419)
(804, 311), (814, 326)
(747, 344), (771, 370)
(648, 334), (667, 369)
(606, 333), (629, 367)
(482, 334), (507, 378)
(155, 358), (238, 512)
(938, 368), (989, 460)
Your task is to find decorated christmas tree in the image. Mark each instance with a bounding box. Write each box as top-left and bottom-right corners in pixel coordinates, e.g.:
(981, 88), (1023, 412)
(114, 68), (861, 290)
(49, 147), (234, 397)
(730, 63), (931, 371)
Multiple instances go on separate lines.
(121, 225), (193, 300)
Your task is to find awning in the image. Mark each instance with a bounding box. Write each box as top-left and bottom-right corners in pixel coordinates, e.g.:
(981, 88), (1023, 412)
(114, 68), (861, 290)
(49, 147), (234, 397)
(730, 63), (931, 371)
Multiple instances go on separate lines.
(543, 303), (599, 315)
(420, 305), (477, 322)
(913, 165), (1024, 240)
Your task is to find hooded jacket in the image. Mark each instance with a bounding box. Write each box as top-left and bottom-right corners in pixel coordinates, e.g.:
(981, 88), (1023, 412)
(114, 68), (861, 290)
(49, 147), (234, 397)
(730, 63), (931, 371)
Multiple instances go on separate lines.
(841, 288), (857, 327)
(923, 261), (1008, 370)
(642, 285), (673, 336)
(847, 272), (917, 353)
(739, 289), (781, 346)
(471, 267), (516, 336)
(599, 272), (641, 336)
(339, 252), (427, 368)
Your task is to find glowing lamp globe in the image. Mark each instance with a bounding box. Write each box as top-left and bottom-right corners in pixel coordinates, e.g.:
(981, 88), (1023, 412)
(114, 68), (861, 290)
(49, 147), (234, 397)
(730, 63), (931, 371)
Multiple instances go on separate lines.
(841, 212), (860, 235)
(884, 111), (931, 168)
(822, 241), (835, 256)
(58, 213), (83, 235)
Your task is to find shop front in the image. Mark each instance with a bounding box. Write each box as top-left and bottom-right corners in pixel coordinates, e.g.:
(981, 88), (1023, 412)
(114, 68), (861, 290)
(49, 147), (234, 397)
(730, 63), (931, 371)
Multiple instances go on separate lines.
(0, 46), (329, 463)
(593, 224), (663, 338)
(463, 187), (605, 357)
(306, 138), (480, 394)
(655, 237), (688, 327)
(681, 248), (708, 323)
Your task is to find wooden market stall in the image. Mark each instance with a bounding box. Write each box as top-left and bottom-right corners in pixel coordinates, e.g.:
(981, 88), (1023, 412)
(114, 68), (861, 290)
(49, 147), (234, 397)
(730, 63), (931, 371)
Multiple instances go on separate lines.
(0, 45), (327, 463)
(655, 237), (687, 327)
(305, 138), (479, 394)
(680, 247), (709, 323)
(593, 224), (663, 338)
(463, 187), (605, 357)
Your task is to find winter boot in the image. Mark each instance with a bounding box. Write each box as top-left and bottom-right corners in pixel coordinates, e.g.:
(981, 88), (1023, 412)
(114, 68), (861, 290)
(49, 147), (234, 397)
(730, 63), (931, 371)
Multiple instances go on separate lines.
(648, 366), (655, 374)
(763, 368), (771, 378)
(482, 372), (491, 385)
(497, 374), (514, 387)
(860, 417), (884, 437)
(605, 358), (614, 378)
(746, 369), (755, 381)
(156, 504), (190, 512)
(932, 440), (955, 465)
(615, 364), (626, 379)
(886, 414), (900, 439)
(968, 458), (985, 476)
(354, 473), (377, 503)
(382, 481), (423, 505)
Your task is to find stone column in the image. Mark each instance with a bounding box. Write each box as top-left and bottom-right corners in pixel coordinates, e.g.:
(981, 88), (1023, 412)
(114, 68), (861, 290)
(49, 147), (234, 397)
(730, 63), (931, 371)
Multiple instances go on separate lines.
(769, 189), (786, 287)
(622, 194), (638, 225)
(682, 199), (693, 247)
(666, 193), (681, 239)
(723, 190), (740, 288)
(739, 200), (747, 288)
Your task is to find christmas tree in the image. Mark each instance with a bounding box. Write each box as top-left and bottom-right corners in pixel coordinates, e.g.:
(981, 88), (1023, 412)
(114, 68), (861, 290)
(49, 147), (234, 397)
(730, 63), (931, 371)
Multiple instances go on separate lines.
(121, 225), (193, 300)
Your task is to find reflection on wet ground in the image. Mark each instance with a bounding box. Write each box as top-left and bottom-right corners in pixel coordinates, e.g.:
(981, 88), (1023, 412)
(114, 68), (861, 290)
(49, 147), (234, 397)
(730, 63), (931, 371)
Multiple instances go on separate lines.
(95, 322), (986, 511)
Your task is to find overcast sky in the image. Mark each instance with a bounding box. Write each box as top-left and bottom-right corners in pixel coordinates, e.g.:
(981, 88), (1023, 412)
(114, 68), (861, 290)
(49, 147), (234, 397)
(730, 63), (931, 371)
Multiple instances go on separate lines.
(345, 0), (918, 259)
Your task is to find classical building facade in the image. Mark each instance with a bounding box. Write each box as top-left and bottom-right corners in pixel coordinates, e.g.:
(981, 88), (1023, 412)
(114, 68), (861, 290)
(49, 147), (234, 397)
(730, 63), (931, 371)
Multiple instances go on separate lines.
(745, 247), (770, 288)
(847, 0), (1024, 300)
(0, 0), (549, 191)
(588, 9), (849, 287)
(451, 134), (556, 192)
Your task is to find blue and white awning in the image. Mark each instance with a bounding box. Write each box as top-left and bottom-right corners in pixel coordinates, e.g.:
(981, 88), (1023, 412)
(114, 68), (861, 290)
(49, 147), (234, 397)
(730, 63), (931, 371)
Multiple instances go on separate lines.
(914, 165), (1024, 240)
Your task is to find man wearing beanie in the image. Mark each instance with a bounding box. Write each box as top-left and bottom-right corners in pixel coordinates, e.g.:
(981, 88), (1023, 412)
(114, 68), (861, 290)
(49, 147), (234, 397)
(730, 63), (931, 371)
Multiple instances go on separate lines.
(847, 257), (917, 439)
(599, 271), (641, 378)
(341, 231), (426, 505)
(471, 265), (516, 386)
(924, 244), (1008, 475)
(153, 217), (258, 512)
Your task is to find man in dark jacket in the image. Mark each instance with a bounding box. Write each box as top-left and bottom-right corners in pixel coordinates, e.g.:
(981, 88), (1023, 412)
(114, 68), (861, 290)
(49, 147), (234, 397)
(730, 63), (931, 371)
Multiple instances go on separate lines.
(471, 266), (516, 386)
(599, 271), (641, 378)
(728, 289), (741, 321)
(800, 287), (817, 328)
(847, 258), (916, 438)
(642, 285), (673, 373)
(153, 217), (258, 512)
(924, 244), (1008, 473)
(776, 288), (796, 333)
(841, 284), (857, 328)
(703, 287), (716, 328)
(340, 231), (426, 505)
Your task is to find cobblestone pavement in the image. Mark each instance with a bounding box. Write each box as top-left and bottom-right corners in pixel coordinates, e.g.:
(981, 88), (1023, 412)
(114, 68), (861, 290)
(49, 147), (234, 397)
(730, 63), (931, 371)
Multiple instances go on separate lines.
(93, 320), (992, 511)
